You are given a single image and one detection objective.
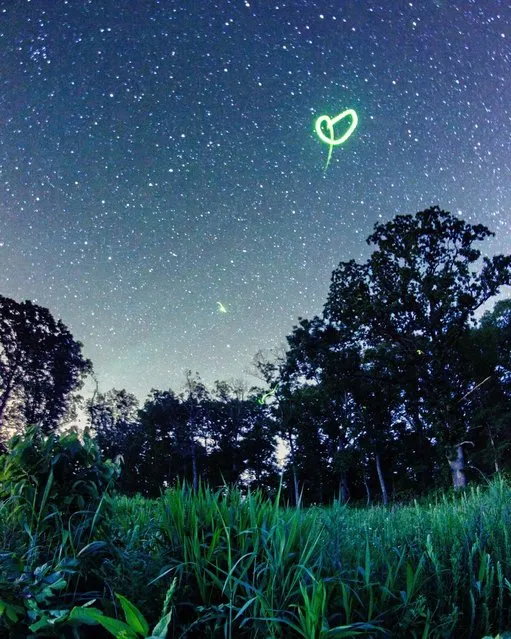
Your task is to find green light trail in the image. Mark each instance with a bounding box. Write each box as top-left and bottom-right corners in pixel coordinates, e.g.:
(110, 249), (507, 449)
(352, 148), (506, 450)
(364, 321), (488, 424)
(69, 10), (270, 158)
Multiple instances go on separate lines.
(315, 108), (358, 170)
(257, 382), (279, 405)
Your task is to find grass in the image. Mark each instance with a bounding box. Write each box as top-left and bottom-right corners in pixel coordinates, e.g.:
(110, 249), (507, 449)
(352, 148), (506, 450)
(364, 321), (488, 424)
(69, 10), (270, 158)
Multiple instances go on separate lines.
(2, 477), (511, 637)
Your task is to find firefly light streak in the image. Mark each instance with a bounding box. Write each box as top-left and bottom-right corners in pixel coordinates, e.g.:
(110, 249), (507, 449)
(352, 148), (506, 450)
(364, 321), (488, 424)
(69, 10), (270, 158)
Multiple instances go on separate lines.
(257, 382), (279, 405)
(315, 108), (358, 170)
(217, 302), (227, 313)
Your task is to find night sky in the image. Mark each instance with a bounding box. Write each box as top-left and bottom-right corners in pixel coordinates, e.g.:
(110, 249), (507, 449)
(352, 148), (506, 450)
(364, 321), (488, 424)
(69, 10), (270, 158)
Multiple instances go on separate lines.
(1, 1), (510, 403)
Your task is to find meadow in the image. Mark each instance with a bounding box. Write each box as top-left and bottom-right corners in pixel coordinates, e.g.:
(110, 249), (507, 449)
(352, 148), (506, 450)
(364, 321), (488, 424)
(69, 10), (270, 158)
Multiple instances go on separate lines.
(1, 436), (511, 639)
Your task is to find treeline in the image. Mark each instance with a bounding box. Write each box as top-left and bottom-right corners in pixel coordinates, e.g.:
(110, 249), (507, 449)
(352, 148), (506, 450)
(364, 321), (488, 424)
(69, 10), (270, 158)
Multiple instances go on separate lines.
(1, 206), (510, 504)
(87, 378), (280, 497)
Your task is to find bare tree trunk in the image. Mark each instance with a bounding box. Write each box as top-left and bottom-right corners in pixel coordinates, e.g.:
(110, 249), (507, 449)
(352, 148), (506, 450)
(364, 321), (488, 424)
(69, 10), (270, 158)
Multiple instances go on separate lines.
(488, 426), (500, 473)
(375, 453), (388, 505)
(448, 443), (469, 490)
(191, 442), (198, 492)
(363, 475), (371, 506)
(287, 429), (300, 506)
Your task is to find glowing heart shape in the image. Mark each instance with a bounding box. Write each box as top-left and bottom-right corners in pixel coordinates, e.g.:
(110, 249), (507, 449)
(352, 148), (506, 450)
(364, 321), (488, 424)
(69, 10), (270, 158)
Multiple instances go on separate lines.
(315, 108), (358, 170)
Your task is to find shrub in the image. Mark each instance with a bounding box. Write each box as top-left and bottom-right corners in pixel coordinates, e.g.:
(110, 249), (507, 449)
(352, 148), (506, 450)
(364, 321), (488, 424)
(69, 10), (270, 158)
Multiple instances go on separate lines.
(0, 425), (120, 523)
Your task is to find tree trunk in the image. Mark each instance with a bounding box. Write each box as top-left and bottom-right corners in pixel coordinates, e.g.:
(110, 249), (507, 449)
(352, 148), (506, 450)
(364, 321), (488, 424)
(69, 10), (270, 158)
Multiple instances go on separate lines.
(375, 452), (389, 505)
(448, 444), (468, 490)
(488, 426), (500, 473)
(191, 442), (198, 492)
(363, 475), (371, 506)
(338, 473), (349, 504)
(287, 429), (300, 506)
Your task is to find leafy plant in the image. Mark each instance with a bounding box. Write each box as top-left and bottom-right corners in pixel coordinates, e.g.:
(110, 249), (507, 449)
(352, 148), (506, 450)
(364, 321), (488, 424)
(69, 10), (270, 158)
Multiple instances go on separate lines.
(0, 427), (121, 637)
(0, 425), (120, 524)
(65, 584), (176, 639)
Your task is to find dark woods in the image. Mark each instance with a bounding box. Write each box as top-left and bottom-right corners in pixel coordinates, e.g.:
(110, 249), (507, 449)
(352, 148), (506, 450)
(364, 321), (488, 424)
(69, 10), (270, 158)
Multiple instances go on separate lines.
(1, 207), (510, 505)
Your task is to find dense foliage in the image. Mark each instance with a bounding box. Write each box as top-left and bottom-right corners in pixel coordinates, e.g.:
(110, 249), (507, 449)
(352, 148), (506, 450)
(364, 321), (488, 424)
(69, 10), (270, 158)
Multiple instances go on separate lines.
(84, 207), (511, 503)
(1, 431), (511, 637)
(0, 296), (92, 438)
(1, 207), (510, 504)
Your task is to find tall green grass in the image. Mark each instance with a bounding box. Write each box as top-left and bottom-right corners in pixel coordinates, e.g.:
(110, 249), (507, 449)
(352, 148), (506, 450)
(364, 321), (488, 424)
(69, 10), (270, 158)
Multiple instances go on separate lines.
(2, 476), (511, 637)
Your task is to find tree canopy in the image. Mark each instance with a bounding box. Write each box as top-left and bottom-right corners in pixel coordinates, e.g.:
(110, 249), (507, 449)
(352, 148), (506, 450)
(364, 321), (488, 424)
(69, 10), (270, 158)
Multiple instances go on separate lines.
(2, 207), (511, 503)
(0, 296), (92, 440)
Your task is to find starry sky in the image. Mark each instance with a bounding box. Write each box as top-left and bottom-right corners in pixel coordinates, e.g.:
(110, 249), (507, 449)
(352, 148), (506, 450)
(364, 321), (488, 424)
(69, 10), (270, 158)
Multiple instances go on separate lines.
(1, 0), (510, 404)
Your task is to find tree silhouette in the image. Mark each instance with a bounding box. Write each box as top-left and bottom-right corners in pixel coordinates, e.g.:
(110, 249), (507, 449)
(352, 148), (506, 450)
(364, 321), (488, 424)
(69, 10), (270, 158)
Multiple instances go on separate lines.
(324, 206), (511, 489)
(207, 378), (279, 491)
(4, 207), (510, 502)
(466, 300), (511, 476)
(0, 295), (92, 439)
(86, 387), (142, 492)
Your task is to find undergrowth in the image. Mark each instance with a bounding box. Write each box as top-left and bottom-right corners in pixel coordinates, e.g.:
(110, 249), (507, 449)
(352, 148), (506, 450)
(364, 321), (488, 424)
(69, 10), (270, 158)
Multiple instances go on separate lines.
(1, 428), (511, 637)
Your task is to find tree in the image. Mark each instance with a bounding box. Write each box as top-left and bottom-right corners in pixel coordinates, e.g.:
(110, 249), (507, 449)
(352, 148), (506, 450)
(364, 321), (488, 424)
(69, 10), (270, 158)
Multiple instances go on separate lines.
(136, 389), (194, 496)
(281, 316), (360, 503)
(207, 378), (279, 491)
(0, 296), (92, 439)
(324, 206), (511, 489)
(206, 379), (247, 487)
(465, 300), (511, 475)
(249, 348), (305, 504)
(87, 387), (141, 492)
(88, 387), (139, 458)
(477, 299), (511, 394)
(281, 316), (405, 504)
(179, 371), (211, 491)
(239, 402), (280, 494)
